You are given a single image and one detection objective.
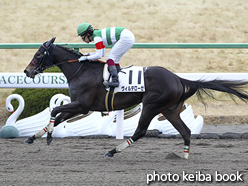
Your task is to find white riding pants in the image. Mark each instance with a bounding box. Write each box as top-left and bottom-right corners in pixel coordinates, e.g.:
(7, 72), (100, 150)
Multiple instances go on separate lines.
(106, 29), (135, 64)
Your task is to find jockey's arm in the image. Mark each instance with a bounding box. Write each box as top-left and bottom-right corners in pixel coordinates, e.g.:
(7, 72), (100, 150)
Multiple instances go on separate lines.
(87, 38), (105, 61)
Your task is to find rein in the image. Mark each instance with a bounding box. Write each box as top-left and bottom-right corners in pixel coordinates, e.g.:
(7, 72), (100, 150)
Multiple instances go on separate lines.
(42, 58), (83, 82)
(48, 59), (79, 67)
(45, 58), (105, 69)
(67, 62), (84, 82)
(65, 59), (105, 81)
(41, 58), (105, 82)
(65, 59), (106, 81)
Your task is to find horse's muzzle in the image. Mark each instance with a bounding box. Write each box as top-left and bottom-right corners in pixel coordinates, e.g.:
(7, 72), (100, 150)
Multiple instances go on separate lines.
(24, 69), (36, 79)
(24, 69), (28, 75)
(24, 69), (30, 77)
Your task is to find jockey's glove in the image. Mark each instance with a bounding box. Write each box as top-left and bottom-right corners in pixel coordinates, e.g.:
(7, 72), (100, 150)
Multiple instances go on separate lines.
(83, 53), (90, 56)
(78, 56), (87, 62)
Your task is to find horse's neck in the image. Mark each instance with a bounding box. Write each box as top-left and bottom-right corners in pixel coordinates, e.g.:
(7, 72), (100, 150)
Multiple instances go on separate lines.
(53, 46), (104, 82)
(58, 63), (79, 77)
(53, 46), (82, 80)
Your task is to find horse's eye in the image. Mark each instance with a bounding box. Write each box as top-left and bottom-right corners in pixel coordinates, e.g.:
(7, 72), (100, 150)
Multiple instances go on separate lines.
(35, 51), (42, 58)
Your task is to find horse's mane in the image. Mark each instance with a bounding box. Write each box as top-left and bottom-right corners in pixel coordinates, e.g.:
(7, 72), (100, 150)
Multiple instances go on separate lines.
(56, 45), (83, 57)
(55, 44), (106, 64)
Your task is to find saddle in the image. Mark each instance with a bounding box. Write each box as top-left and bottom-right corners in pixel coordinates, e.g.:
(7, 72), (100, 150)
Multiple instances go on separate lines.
(102, 64), (145, 111)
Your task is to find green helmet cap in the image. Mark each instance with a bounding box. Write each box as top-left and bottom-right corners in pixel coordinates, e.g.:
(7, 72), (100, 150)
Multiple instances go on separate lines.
(77, 22), (94, 36)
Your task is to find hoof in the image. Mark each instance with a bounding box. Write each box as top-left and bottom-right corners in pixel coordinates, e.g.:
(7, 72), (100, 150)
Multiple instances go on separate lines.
(47, 137), (53, 145)
(104, 152), (114, 157)
(184, 153), (189, 159)
(24, 138), (34, 144)
(24, 135), (35, 144)
(105, 148), (117, 157)
(47, 133), (53, 145)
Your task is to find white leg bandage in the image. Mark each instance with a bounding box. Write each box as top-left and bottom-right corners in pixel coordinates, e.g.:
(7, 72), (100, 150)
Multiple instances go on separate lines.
(47, 117), (55, 133)
(184, 146), (190, 159)
(116, 138), (134, 153)
(35, 127), (48, 139)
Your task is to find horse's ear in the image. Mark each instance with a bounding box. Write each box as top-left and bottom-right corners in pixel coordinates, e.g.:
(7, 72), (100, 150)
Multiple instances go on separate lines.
(50, 37), (56, 44)
(45, 37), (56, 48)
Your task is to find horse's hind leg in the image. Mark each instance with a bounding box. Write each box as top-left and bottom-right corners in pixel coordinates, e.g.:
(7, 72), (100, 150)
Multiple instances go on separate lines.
(105, 105), (158, 157)
(162, 103), (191, 159)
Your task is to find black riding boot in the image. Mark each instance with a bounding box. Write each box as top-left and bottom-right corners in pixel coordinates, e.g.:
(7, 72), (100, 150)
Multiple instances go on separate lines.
(108, 65), (119, 87)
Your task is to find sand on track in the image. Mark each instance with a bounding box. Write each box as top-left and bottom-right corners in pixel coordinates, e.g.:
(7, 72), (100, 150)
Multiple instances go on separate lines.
(0, 137), (247, 186)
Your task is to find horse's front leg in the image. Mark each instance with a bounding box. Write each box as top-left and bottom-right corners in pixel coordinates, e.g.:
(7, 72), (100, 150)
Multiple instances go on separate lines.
(46, 101), (87, 145)
(24, 101), (85, 145)
(24, 112), (77, 144)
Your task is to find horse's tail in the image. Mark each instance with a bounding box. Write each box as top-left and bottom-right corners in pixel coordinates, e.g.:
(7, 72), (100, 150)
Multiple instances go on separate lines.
(178, 78), (248, 105)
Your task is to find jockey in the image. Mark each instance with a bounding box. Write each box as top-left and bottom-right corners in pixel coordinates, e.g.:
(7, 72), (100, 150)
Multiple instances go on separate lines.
(77, 22), (135, 87)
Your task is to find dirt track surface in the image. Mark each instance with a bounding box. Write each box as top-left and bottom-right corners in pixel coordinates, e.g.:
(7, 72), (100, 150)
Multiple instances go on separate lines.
(0, 137), (247, 186)
(1, 104), (248, 186)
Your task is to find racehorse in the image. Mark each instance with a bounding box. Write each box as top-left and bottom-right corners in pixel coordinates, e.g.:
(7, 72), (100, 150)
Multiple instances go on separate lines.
(24, 38), (248, 159)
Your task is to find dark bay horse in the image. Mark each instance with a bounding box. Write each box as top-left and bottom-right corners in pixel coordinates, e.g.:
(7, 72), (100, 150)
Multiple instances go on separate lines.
(24, 38), (248, 159)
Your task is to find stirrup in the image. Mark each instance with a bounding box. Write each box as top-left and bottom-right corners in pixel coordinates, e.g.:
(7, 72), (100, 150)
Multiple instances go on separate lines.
(108, 81), (119, 87)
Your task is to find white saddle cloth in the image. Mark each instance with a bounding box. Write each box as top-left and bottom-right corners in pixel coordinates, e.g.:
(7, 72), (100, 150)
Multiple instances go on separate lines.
(103, 64), (145, 92)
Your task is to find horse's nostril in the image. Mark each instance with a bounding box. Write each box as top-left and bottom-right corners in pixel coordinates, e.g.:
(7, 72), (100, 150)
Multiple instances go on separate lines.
(24, 69), (30, 77)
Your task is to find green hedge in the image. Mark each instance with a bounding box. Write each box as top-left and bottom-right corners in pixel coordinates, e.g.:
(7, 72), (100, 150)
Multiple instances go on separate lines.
(12, 66), (69, 120)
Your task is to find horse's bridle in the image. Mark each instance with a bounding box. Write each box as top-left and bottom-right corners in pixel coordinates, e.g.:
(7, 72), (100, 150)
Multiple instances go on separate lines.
(31, 41), (85, 82)
(31, 42), (55, 74)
